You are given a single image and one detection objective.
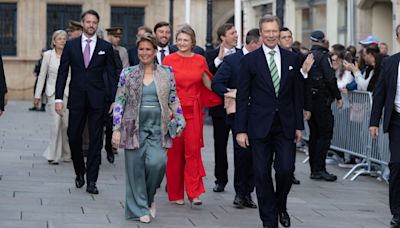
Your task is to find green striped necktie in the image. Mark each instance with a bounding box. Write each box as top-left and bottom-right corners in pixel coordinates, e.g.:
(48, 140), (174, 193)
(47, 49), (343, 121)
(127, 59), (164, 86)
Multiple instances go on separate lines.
(268, 50), (280, 96)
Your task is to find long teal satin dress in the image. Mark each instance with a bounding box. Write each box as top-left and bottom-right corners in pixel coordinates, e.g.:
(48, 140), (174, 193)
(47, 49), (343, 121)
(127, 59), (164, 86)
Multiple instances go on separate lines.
(125, 81), (167, 219)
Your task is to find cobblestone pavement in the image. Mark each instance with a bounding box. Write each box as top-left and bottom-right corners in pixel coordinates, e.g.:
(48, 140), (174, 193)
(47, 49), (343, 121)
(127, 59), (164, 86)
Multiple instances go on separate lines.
(0, 101), (391, 228)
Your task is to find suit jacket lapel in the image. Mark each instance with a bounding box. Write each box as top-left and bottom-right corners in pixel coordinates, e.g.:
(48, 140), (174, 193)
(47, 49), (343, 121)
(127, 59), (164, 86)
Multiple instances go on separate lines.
(279, 47), (289, 94)
(88, 38), (101, 69)
(76, 37), (85, 69)
(256, 48), (274, 92)
(391, 54), (400, 94)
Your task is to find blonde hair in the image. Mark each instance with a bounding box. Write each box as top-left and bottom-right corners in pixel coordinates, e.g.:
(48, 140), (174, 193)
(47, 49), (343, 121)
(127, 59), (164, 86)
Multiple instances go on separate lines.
(51, 30), (68, 48)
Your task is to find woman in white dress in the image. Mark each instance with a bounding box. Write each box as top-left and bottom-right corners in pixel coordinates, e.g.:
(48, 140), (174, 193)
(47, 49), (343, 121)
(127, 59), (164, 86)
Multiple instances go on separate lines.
(34, 30), (71, 164)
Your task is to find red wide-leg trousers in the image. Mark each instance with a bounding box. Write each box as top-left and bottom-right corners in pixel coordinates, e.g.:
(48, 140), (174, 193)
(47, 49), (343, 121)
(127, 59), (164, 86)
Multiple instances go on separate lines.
(166, 114), (206, 201)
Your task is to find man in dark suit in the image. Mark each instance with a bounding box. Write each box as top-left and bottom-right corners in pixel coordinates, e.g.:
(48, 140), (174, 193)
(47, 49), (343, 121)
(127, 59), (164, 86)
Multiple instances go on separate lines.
(212, 28), (261, 209)
(205, 23), (239, 193)
(55, 9), (116, 195)
(236, 15), (303, 228)
(153, 21), (176, 64)
(279, 27), (314, 185)
(0, 50), (6, 116)
(369, 24), (400, 228)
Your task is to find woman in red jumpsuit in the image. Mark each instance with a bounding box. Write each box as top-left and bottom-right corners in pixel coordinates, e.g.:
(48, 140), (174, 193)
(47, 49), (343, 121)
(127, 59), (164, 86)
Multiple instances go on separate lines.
(163, 25), (221, 206)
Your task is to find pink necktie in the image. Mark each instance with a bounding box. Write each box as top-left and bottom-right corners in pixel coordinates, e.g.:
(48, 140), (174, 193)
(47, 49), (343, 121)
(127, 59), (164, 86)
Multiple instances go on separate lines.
(83, 39), (92, 68)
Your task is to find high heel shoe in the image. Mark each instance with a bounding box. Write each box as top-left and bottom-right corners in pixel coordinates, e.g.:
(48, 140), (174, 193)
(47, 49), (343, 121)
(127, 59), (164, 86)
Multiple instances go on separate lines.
(149, 202), (156, 218)
(172, 199), (184, 205)
(190, 198), (202, 208)
(139, 215), (150, 223)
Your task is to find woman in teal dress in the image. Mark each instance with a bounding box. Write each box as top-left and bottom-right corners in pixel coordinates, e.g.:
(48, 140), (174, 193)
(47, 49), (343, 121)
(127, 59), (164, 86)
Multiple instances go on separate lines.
(112, 33), (185, 223)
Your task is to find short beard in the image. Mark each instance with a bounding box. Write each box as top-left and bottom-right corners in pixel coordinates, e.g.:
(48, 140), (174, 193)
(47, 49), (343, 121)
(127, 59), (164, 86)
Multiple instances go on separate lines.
(84, 28), (96, 36)
(158, 41), (168, 48)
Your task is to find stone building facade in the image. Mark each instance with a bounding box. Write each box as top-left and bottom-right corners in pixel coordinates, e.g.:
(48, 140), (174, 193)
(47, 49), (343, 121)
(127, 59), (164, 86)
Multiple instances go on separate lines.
(1, 0), (234, 100)
(242, 0), (400, 53)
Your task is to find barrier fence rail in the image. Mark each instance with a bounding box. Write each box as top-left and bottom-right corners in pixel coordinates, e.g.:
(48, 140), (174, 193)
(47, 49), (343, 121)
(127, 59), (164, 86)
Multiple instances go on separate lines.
(302, 90), (390, 182)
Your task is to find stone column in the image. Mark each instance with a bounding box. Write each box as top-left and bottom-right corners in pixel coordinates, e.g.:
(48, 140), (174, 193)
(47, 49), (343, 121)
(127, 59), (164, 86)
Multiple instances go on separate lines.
(392, 0), (400, 53)
(326, 0), (339, 45)
(284, 0), (296, 38)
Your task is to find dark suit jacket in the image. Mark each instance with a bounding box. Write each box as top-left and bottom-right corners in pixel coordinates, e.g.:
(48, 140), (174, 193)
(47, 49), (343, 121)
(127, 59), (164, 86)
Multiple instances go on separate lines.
(55, 36), (116, 110)
(128, 46), (139, 66)
(104, 49), (122, 104)
(211, 49), (243, 97)
(0, 51), (5, 111)
(170, 44), (205, 56)
(235, 46), (304, 139)
(206, 47), (240, 117)
(370, 53), (400, 132)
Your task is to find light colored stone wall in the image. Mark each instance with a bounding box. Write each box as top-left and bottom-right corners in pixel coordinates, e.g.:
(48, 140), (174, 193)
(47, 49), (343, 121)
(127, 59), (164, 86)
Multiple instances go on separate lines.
(371, 2), (392, 53)
(391, 0), (400, 53)
(2, 0), (225, 100)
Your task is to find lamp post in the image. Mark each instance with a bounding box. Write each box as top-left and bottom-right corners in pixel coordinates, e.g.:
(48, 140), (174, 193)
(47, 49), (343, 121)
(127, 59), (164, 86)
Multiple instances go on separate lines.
(276, 0), (285, 26)
(205, 0), (213, 51)
(169, 0), (174, 44)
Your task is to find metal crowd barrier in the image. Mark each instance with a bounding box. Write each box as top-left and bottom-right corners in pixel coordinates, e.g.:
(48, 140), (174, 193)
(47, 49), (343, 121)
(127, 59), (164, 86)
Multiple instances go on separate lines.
(302, 90), (390, 182)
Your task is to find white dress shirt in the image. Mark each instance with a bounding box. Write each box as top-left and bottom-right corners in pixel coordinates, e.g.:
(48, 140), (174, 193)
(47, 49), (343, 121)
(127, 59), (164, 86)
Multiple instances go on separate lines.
(81, 33), (97, 61)
(157, 46), (170, 64)
(394, 60), (400, 112)
(214, 47), (236, 67)
(242, 46), (249, 56)
(262, 44), (281, 79)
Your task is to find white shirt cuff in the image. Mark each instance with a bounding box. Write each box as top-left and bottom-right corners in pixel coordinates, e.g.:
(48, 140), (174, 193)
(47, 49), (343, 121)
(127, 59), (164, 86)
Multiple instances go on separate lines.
(300, 68), (308, 79)
(55, 99), (63, 103)
(214, 57), (223, 68)
(353, 71), (362, 77)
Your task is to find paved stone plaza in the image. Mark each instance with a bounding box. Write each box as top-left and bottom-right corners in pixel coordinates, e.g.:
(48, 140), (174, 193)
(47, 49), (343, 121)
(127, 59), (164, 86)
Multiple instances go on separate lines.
(0, 101), (392, 228)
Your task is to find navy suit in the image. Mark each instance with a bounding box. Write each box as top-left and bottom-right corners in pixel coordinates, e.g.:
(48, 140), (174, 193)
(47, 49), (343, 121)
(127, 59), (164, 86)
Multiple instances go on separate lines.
(370, 52), (400, 216)
(206, 47), (239, 187)
(56, 36), (116, 184)
(0, 51), (6, 112)
(236, 46), (303, 227)
(211, 49), (255, 198)
(128, 46), (139, 66)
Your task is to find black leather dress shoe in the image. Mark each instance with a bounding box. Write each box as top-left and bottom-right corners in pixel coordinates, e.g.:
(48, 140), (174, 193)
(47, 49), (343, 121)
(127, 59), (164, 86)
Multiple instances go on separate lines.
(213, 183), (225, 192)
(320, 171), (337, 181)
(391, 214), (400, 227)
(263, 225), (278, 228)
(75, 174), (85, 188)
(86, 182), (99, 194)
(310, 171), (337, 181)
(243, 195), (257, 208)
(233, 195), (244, 208)
(106, 151), (115, 164)
(279, 211), (291, 227)
(292, 175), (300, 185)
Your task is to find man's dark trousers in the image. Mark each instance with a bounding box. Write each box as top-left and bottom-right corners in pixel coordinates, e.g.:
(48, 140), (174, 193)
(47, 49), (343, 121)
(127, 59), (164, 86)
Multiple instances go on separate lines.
(307, 94), (334, 173)
(389, 113), (400, 215)
(227, 114), (254, 197)
(68, 92), (105, 183)
(251, 114), (295, 227)
(212, 107), (231, 186)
